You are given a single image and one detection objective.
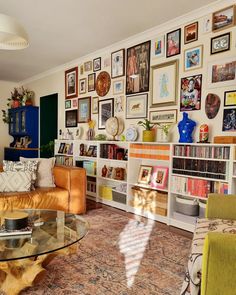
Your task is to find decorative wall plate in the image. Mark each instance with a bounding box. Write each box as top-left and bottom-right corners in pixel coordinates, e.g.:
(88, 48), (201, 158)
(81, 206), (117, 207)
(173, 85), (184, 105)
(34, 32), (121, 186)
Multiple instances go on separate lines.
(126, 126), (138, 141)
(95, 71), (111, 97)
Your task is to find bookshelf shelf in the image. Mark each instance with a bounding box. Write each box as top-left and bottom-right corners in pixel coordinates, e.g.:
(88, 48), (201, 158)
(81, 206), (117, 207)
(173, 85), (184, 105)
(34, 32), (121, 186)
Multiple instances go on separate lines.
(170, 191), (207, 200)
(76, 156), (97, 161)
(98, 158), (128, 164)
(97, 176), (127, 183)
(129, 183), (168, 193)
(173, 156), (229, 162)
(172, 173), (228, 182)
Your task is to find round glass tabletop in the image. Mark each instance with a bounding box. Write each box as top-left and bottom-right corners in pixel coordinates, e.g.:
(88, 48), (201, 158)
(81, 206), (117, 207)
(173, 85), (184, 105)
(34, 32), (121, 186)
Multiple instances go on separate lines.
(0, 209), (89, 261)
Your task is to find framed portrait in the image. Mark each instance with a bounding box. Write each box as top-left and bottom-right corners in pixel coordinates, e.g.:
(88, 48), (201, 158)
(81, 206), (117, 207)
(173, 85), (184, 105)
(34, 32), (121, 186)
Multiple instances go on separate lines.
(114, 96), (124, 113)
(126, 93), (148, 119)
(88, 73), (96, 92)
(79, 78), (86, 94)
(72, 99), (78, 108)
(58, 143), (65, 154)
(65, 110), (77, 127)
(151, 35), (165, 58)
(111, 49), (125, 78)
(212, 5), (236, 32)
(184, 22), (198, 44)
(93, 57), (101, 72)
(84, 61), (92, 72)
(149, 109), (177, 124)
(211, 32), (230, 55)
(151, 60), (178, 107)
(63, 144), (70, 154)
(138, 165), (152, 185)
(222, 108), (236, 131)
(98, 98), (114, 129)
(224, 90), (236, 107)
(202, 15), (212, 34)
(207, 57), (236, 88)
(150, 166), (169, 189)
(166, 28), (181, 58)
(184, 45), (203, 71)
(180, 74), (202, 111)
(113, 79), (124, 95)
(65, 100), (71, 109)
(78, 97), (91, 123)
(92, 96), (99, 114)
(126, 41), (151, 95)
(65, 67), (78, 99)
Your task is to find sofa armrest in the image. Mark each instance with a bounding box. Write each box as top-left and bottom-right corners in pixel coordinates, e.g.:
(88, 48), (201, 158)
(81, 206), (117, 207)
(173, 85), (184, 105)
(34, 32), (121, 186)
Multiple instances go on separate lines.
(201, 232), (236, 295)
(206, 194), (236, 219)
(53, 165), (86, 214)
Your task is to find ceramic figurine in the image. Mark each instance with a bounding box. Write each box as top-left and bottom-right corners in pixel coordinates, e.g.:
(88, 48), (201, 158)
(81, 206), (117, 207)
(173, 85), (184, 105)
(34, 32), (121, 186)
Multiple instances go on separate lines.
(80, 144), (85, 156)
(87, 120), (95, 140)
(199, 124), (209, 143)
(102, 165), (108, 177)
(178, 112), (196, 143)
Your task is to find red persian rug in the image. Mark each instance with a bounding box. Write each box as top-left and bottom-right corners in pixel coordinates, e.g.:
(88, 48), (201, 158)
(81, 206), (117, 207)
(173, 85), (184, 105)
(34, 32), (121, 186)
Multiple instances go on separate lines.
(23, 208), (191, 295)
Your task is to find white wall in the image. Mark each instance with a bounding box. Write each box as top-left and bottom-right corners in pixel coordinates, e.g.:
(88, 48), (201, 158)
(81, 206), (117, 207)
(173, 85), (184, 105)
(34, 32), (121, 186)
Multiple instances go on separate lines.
(22, 0), (236, 143)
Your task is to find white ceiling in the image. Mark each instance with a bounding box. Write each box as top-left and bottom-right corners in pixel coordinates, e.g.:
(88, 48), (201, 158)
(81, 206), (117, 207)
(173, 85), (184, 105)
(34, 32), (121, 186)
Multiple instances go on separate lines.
(0, 0), (216, 82)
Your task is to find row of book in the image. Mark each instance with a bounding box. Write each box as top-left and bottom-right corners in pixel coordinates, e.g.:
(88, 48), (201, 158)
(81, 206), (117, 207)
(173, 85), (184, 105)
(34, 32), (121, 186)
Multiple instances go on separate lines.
(55, 155), (73, 166)
(100, 144), (128, 160)
(174, 145), (230, 159)
(171, 175), (229, 197)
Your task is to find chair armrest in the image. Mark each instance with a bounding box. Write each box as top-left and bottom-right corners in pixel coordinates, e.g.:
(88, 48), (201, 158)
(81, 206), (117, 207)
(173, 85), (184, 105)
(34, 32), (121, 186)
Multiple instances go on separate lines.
(206, 194), (236, 219)
(201, 232), (236, 295)
(53, 165), (86, 214)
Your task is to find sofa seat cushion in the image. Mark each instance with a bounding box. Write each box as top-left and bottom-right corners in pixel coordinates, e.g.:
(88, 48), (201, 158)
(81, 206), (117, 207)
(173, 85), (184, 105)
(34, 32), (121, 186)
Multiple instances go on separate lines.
(0, 187), (69, 212)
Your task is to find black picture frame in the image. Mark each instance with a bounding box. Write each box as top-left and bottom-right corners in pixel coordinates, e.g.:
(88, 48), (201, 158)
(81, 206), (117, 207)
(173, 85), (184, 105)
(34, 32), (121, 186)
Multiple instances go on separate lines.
(166, 28), (181, 58)
(98, 98), (114, 129)
(111, 48), (125, 78)
(58, 143), (65, 153)
(210, 32), (231, 55)
(224, 90), (236, 107)
(93, 57), (101, 72)
(65, 110), (77, 128)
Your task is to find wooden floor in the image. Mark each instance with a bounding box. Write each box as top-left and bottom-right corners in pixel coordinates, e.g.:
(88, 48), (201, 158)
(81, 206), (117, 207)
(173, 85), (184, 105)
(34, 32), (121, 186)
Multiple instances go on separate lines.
(86, 199), (193, 239)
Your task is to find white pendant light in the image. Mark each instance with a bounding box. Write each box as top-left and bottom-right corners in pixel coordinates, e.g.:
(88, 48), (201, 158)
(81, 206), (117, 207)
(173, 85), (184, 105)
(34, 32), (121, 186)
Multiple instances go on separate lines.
(0, 13), (29, 50)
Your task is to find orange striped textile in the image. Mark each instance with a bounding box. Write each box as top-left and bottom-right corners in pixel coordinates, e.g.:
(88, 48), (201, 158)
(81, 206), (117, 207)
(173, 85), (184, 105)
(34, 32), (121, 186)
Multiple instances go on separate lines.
(129, 144), (170, 160)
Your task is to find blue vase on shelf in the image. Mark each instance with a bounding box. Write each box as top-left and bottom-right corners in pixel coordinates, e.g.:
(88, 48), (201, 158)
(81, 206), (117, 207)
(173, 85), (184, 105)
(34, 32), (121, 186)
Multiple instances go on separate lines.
(178, 112), (196, 143)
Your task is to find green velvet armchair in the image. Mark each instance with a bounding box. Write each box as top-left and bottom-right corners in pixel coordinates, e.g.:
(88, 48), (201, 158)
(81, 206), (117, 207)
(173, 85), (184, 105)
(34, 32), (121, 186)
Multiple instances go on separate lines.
(201, 194), (236, 295)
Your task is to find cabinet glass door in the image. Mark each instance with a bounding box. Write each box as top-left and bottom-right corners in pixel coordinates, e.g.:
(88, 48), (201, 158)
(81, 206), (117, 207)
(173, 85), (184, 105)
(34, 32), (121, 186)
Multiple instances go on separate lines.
(21, 111), (26, 133)
(15, 112), (19, 133)
(9, 113), (14, 133)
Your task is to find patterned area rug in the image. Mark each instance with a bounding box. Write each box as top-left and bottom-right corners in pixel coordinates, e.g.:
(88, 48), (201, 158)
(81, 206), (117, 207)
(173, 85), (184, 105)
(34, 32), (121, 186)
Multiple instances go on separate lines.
(23, 208), (191, 295)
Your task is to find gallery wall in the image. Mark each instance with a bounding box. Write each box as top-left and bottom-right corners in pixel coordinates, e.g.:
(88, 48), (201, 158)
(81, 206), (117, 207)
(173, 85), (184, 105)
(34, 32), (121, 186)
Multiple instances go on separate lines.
(20, 0), (236, 143)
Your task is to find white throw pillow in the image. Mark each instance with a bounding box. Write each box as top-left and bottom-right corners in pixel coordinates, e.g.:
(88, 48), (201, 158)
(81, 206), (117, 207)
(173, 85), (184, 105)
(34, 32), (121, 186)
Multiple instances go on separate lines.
(20, 157), (56, 188)
(0, 171), (32, 192)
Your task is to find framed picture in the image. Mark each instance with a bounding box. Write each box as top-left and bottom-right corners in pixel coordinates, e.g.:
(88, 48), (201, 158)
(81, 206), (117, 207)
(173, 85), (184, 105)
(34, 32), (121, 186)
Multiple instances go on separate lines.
(104, 57), (111, 68)
(184, 45), (203, 71)
(63, 144), (70, 154)
(184, 22), (198, 44)
(65, 110), (77, 127)
(84, 61), (92, 72)
(150, 109), (177, 124)
(114, 96), (124, 113)
(126, 93), (148, 119)
(87, 145), (95, 156)
(207, 57), (236, 88)
(79, 78), (86, 94)
(98, 98), (114, 129)
(93, 57), (101, 72)
(151, 35), (165, 58)
(180, 74), (202, 111)
(72, 99), (78, 108)
(58, 143), (65, 153)
(202, 15), (212, 34)
(78, 97), (91, 123)
(150, 166), (169, 189)
(138, 165), (152, 185)
(65, 67), (78, 99)
(113, 79), (124, 94)
(80, 64), (84, 75)
(88, 73), (96, 92)
(111, 49), (125, 78)
(212, 5), (236, 32)
(166, 28), (181, 58)
(65, 100), (71, 109)
(126, 41), (151, 95)
(211, 32), (230, 55)
(151, 60), (178, 107)
(224, 90), (236, 107)
(222, 108), (236, 131)
(92, 97), (99, 114)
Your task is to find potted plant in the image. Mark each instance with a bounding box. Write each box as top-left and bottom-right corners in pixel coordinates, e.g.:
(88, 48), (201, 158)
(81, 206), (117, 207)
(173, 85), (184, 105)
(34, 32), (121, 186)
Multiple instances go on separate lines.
(157, 123), (172, 142)
(137, 119), (156, 142)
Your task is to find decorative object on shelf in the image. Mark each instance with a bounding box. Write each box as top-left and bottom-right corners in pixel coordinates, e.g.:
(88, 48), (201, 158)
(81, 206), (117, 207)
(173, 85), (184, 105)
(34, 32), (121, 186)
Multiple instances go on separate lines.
(184, 22), (198, 44)
(199, 124), (209, 143)
(113, 167), (125, 180)
(111, 48), (125, 78)
(92, 97), (99, 114)
(102, 165), (108, 177)
(151, 35), (165, 58)
(78, 97), (91, 123)
(65, 67), (78, 99)
(166, 28), (181, 58)
(93, 57), (101, 71)
(211, 32), (230, 55)
(126, 93), (148, 119)
(224, 90), (236, 107)
(156, 124), (173, 142)
(98, 98), (114, 129)
(180, 74), (202, 111)
(184, 45), (203, 71)
(178, 112), (196, 143)
(87, 145), (95, 156)
(105, 116), (124, 140)
(213, 136), (236, 144)
(94, 134), (107, 141)
(137, 118), (156, 142)
(151, 166), (169, 189)
(125, 126), (138, 142)
(95, 71), (111, 97)
(88, 73), (96, 92)
(151, 60), (178, 107)
(212, 5), (236, 32)
(79, 78), (86, 94)
(87, 120), (95, 140)
(65, 129), (73, 140)
(106, 167), (113, 178)
(65, 110), (77, 128)
(75, 127), (81, 139)
(150, 109), (177, 124)
(126, 40), (151, 95)
(138, 165), (153, 184)
(205, 93), (221, 119)
(58, 143), (66, 153)
(84, 61), (92, 72)
(222, 108), (236, 131)
(65, 100), (71, 109)
(80, 144), (85, 156)
(113, 79), (124, 95)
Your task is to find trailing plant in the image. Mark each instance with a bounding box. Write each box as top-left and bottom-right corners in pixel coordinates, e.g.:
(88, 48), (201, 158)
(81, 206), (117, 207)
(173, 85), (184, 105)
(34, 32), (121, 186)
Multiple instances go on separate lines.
(40, 141), (55, 157)
(1, 110), (9, 123)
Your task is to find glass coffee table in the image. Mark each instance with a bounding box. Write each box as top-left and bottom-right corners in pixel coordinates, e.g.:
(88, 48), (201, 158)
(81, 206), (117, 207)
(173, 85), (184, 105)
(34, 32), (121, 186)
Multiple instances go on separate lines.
(0, 209), (89, 295)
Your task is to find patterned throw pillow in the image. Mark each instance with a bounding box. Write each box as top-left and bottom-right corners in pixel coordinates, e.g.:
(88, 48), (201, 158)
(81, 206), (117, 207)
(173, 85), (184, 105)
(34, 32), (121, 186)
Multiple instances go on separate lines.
(0, 171), (32, 192)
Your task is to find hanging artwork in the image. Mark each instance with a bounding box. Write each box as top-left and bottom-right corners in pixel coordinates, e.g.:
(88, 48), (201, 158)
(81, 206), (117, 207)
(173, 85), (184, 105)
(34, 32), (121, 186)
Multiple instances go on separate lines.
(166, 28), (181, 58)
(96, 71), (111, 97)
(222, 108), (236, 131)
(78, 97), (91, 123)
(205, 93), (221, 119)
(184, 22), (198, 44)
(98, 98), (114, 129)
(65, 67), (78, 99)
(212, 5), (236, 32)
(111, 49), (125, 78)
(184, 45), (203, 71)
(224, 90), (236, 107)
(151, 36), (165, 58)
(126, 93), (148, 119)
(88, 73), (96, 92)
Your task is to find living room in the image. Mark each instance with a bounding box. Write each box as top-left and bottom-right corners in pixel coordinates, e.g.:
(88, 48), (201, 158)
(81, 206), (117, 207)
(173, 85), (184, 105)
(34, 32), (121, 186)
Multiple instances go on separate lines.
(0, 0), (236, 294)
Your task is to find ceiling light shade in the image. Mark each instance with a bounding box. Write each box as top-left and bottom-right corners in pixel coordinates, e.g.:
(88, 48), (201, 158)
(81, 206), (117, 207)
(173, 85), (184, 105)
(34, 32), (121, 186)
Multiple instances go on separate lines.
(0, 13), (29, 50)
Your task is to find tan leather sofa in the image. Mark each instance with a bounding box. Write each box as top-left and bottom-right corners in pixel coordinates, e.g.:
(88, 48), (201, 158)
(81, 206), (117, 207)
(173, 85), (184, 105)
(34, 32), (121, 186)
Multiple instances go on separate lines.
(0, 165), (86, 214)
